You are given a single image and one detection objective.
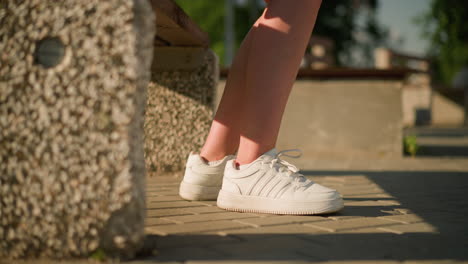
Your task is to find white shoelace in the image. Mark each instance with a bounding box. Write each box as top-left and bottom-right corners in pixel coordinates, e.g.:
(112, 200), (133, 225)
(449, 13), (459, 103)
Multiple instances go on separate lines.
(268, 149), (309, 186)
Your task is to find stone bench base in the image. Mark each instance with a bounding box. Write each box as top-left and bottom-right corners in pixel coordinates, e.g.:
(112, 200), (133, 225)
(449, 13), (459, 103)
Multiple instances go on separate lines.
(0, 0), (154, 258)
(145, 48), (218, 173)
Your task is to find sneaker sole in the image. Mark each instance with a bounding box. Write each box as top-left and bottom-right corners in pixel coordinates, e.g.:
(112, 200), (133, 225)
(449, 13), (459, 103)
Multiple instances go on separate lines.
(217, 189), (344, 215)
(179, 181), (221, 201)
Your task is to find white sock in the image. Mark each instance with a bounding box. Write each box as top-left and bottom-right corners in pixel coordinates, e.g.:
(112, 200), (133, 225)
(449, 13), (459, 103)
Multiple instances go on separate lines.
(208, 158), (224, 166)
(238, 163), (250, 170)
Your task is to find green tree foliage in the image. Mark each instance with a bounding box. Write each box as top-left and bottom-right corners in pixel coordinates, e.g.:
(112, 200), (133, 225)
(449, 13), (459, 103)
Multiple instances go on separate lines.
(314, 0), (387, 66)
(173, 1), (225, 63)
(174, 0), (387, 66)
(174, 0), (255, 65)
(416, 0), (468, 84)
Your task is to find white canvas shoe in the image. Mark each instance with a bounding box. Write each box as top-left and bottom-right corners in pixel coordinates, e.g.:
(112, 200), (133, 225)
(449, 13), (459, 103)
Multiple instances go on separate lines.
(179, 152), (235, 201)
(217, 148), (344, 215)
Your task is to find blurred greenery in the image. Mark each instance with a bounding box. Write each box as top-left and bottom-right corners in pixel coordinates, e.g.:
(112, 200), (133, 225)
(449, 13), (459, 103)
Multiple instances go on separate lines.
(415, 0), (468, 84)
(315, 0), (387, 66)
(174, 0), (387, 67)
(173, 1), (225, 64)
(89, 248), (107, 261)
(404, 135), (419, 157)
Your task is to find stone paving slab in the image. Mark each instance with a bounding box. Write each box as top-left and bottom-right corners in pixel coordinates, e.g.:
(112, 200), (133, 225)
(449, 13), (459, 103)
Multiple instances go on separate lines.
(139, 156), (468, 264)
(232, 215), (325, 227)
(7, 156), (468, 264)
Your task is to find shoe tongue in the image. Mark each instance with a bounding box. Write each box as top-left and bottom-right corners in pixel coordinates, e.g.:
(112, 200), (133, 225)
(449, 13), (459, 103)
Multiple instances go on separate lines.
(264, 148), (277, 156)
(261, 148), (277, 161)
(238, 149), (278, 170)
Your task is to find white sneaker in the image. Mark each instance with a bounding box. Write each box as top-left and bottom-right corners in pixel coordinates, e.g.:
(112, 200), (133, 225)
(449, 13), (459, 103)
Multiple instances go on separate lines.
(179, 152), (235, 201)
(217, 148), (344, 215)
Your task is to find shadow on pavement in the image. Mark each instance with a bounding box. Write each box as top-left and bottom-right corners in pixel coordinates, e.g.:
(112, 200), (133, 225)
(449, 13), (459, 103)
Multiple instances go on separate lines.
(404, 127), (468, 157)
(140, 232), (467, 262)
(416, 145), (468, 157)
(404, 127), (468, 138)
(302, 170), (468, 234)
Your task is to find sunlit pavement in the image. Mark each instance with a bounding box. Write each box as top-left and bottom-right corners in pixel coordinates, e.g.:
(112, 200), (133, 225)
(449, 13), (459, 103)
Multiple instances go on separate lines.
(135, 127), (468, 264)
(139, 145), (468, 263)
(11, 128), (468, 264)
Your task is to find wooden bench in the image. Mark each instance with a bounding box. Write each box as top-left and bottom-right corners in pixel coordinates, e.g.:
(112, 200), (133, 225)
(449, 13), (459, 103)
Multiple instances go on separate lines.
(151, 0), (209, 47)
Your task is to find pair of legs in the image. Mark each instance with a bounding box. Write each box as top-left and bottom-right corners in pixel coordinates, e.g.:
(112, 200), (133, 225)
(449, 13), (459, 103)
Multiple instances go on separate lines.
(200, 0), (322, 165)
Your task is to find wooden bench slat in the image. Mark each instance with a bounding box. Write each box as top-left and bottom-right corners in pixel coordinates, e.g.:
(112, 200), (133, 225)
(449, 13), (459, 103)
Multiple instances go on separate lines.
(150, 0), (210, 47)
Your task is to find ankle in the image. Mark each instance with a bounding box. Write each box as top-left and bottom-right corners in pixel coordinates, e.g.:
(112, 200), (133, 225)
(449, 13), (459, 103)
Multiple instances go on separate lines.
(233, 156), (255, 167)
(233, 160), (250, 170)
(199, 149), (236, 163)
(235, 145), (275, 166)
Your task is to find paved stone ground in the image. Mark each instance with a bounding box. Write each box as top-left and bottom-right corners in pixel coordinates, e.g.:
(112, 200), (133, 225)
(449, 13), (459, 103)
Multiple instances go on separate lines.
(134, 143), (468, 264)
(7, 128), (468, 264)
(130, 127), (468, 264)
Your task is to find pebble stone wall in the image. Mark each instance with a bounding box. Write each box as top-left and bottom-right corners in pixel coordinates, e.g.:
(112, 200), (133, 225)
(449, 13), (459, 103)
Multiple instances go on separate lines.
(145, 49), (218, 172)
(0, 0), (155, 259)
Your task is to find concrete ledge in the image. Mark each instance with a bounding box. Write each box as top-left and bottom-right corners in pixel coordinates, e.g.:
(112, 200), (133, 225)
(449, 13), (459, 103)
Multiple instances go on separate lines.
(216, 79), (403, 160)
(402, 73), (432, 126)
(276, 80), (403, 160)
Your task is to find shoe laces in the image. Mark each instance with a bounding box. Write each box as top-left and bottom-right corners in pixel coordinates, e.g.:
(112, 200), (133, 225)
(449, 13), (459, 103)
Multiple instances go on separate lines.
(268, 149), (309, 186)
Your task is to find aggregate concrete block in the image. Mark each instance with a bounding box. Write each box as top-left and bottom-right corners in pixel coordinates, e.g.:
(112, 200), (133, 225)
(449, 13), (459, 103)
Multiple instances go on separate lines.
(145, 48), (218, 173)
(0, 0), (155, 258)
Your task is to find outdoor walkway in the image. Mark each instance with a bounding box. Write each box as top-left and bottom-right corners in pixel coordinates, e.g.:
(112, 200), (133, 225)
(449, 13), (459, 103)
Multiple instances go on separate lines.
(10, 128), (468, 264)
(138, 152), (468, 264)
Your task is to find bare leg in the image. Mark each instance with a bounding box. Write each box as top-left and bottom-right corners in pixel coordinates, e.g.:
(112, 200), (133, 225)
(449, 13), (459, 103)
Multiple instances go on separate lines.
(201, 0), (322, 164)
(199, 28), (255, 161)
